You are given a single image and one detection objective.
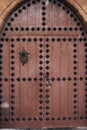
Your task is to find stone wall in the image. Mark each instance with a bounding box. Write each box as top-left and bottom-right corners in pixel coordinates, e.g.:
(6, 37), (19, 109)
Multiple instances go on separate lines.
(0, 0), (87, 31)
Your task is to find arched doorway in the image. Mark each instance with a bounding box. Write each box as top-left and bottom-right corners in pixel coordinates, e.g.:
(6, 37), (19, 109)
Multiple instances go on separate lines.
(0, 0), (87, 128)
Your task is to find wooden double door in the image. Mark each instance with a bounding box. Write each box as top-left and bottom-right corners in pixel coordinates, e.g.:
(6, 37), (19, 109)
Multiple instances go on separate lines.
(1, 35), (86, 128)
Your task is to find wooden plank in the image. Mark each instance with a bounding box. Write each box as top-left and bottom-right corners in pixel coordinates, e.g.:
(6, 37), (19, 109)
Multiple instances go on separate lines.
(27, 36), (37, 118)
(72, 36), (79, 127)
(50, 36), (61, 127)
(27, 36), (43, 128)
(19, 3), (27, 36)
(59, 36), (68, 126)
(78, 38), (87, 126)
(10, 10), (20, 36)
(51, 2), (68, 35)
(0, 39), (10, 128)
(68, 36), (78, 127)
(68, 36), (75, 126)
(19, 37), (28, 118)
(10, 36), (20, 127)
(35, 2), (42, 35)
(67, 9), (81, 36)
(52, 36), (61, 117)
(45, 2), (52, 35)
(44, 36), (54, 127)
(36, 36), (45, 128)
(27, 2), (36, 36)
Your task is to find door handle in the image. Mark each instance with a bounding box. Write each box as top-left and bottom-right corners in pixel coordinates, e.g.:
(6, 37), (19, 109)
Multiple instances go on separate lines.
(45, 73), (52, 87)
(17, 47), (30, 65)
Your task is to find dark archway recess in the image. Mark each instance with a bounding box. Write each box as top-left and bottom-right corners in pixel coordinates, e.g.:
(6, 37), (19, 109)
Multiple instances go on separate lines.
(0, 0), (87, 128)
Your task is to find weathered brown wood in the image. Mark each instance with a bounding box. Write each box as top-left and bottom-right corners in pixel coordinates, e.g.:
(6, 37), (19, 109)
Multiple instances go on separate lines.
(0, 0), (86, 128)
(10, 36), (20, 128)
(0, 40), (10, 128)
(78, 39), (87, 126)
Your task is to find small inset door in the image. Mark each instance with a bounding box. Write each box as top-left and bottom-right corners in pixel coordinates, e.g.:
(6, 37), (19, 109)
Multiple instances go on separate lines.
(10, 36), (45, 128)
